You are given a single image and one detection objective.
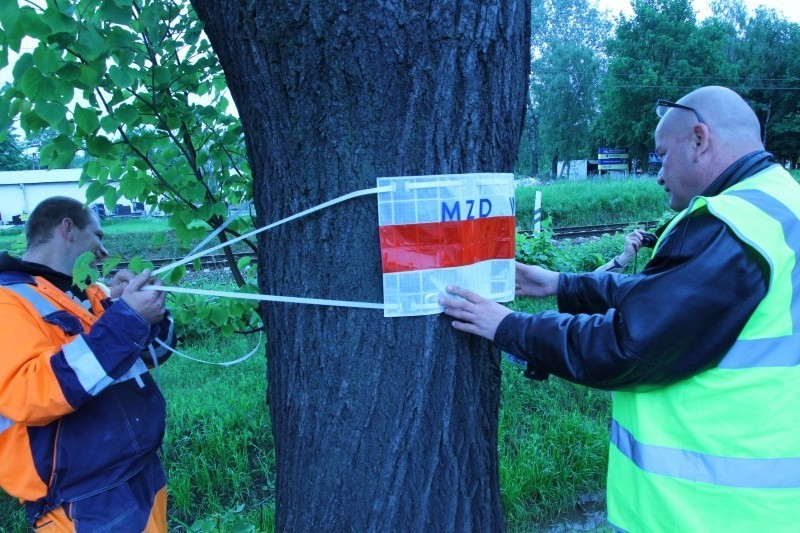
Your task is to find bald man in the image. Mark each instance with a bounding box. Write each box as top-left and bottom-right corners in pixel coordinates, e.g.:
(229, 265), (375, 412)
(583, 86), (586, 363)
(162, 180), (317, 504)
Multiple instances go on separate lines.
(440, 87), (800, 531)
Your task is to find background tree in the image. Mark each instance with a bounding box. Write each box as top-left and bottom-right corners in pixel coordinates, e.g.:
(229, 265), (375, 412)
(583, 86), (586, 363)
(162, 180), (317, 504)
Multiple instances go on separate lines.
(595, 0), (734, 163)
(734, 8), (800, 166)
(527, 0), (610, 179)
(0, 130), (30, 170)
(190, 1), (530, 529)
(535, 41), (602, 178)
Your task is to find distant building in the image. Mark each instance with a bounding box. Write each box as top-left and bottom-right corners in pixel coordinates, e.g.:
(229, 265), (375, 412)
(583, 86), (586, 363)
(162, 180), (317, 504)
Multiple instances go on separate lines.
(0, 169), (143, 225)
(556, 159), (602, 180)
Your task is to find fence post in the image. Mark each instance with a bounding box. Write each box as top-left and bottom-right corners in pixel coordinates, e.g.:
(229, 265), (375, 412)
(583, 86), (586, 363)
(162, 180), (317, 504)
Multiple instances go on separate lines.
(533, 190), (542, 233)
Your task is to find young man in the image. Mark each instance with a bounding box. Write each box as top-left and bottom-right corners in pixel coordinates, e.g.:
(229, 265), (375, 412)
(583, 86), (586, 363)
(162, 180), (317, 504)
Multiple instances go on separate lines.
(0, 196), (175, 531)
(440, 86), (800, 531)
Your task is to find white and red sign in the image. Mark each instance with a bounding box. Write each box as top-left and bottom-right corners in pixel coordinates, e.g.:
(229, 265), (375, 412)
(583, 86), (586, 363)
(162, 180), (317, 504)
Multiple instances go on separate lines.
(377, 173), (516, 317)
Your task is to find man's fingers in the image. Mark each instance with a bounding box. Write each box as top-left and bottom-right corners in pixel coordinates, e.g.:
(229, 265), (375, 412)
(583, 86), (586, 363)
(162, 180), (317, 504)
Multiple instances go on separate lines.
(445, 284), (483, 303)
(450, 320), (476, 334)
(126, 269), (153, 291)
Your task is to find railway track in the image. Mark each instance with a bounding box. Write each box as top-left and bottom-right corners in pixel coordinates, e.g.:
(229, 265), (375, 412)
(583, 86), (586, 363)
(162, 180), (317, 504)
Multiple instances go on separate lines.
(117, 221), (660, 271)
(116, 252), (255, 272)
(547, 220), (660, 239)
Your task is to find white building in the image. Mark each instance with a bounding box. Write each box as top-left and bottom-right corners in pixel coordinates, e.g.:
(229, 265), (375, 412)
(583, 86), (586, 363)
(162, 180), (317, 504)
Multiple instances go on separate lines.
(0, 169), (142, 224)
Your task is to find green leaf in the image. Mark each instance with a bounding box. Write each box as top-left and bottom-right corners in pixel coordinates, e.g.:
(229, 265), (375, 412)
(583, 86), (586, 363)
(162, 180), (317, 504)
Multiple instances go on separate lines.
(167, 264), (186, 285)
(84, 161), (103, 180)
(0, 2), (21, 29)
(1, 3), (23, 52)
(12, 53), (34, 81)
(77, 64), (103, 89)
(32, 45), (62, 75)
(115, 103), (139, 124)
(210, 305), (229, 327)
(119, 175), (146, 198)
(99, 0), (132, 25)
(41, 7), (79, 35)
(86, 135), (115, 157)
(108, 65), (135, 89)
(103, 187), (119, 209)
(126, 256), (155, 275)
(237, 256), (252, 270)
(17, 7), (50, 41)
(85, 181), (108, 203)
(101, 257), (122, 277)
(106, 26), (136, 54)
(138, 4), (161, 34)
(20, 111), (49, 135)
(186, 219), (210, 230)
(19, 67), (57, 100)
(33, 101), (69, 128)
(56, 62), (81, 82)
(39, 134), (78, 168)
(75, 24), (108, 61)
(74, 104), (100, 133)
(73, 251), (99, 290)
(100, 115), (120, 133)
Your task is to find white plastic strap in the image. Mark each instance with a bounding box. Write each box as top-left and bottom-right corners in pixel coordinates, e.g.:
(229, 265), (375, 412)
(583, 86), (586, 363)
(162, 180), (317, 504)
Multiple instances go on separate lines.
(188, 201), (252, 257)
(153, 185), (393, 276)
(145, 285), (386, 310)
(155, 333), (262, 367)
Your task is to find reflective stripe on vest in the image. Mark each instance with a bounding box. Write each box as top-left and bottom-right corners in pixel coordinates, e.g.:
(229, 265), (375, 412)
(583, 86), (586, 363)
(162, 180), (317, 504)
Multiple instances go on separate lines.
(0, 416), (11, 436)
(611, 419), (800, 489)
(3, 283), (60, 317)
(0, 284), (63, 436)
(1, 283), (148, 400)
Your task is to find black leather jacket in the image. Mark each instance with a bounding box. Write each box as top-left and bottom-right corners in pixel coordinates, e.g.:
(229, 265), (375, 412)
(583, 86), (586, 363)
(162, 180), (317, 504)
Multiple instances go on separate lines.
(494, 151), (775, 390)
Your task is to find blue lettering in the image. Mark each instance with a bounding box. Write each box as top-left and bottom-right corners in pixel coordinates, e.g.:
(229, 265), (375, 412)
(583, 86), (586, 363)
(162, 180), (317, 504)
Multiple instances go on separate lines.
(509, 197), (516, 215)
(480, 198), (492, 217)
(441, 198), (498, 221)
(441, 201), (461, 221)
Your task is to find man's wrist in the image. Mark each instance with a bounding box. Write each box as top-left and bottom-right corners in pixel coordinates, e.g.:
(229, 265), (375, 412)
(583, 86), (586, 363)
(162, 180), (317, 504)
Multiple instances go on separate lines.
(612, 256), (626, 269)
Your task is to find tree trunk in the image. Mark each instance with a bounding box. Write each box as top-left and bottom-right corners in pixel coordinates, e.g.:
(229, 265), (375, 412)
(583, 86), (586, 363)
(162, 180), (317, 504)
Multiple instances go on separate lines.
(191, 2), (530, 529)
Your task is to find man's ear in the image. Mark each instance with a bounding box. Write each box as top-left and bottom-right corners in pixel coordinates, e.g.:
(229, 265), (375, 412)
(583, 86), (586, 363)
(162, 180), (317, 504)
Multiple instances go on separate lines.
(58, 218), (75, 241)
(692, 123), (710, 156)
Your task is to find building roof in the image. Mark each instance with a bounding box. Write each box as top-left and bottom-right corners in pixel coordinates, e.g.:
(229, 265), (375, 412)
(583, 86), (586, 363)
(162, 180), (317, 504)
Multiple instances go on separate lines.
(0, 168), (83, 185)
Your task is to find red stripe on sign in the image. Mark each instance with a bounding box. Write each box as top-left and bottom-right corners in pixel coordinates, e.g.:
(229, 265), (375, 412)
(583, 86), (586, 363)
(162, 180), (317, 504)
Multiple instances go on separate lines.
(379, 216), (516, 273)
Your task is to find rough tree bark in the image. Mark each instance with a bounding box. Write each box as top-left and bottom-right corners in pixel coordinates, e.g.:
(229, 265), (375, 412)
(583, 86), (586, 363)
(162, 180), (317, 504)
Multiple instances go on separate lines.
(190, 1), (530, 530)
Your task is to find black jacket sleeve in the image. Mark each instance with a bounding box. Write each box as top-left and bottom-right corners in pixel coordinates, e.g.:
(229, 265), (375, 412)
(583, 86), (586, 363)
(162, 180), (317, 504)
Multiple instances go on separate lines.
(494, 209), (769, 390)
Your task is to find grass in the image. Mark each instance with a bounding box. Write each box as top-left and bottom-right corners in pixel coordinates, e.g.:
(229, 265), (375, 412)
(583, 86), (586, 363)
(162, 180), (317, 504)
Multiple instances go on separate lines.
(160, 334), (275, 531)
(515, 175), (670, 230)
(500, 298), (611, 531)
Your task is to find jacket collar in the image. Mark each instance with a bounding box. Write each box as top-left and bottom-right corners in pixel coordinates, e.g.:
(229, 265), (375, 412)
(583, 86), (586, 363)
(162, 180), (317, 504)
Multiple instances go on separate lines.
(702, 150), (777, 198)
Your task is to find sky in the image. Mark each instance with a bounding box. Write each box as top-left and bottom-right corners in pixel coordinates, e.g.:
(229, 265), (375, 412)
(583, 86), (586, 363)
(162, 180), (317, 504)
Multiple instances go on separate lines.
(598, 0), (800, 23)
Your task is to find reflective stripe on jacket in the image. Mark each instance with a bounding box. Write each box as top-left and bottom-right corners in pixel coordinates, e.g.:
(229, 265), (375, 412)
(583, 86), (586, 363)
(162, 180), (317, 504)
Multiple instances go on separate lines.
(0, 273), (166, 519)
(608, 165), (800, 531)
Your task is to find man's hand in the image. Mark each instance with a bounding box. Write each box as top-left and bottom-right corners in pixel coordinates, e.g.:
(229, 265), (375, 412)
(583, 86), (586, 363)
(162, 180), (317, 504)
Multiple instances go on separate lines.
(439, 285), (512, 341)
(120, 269), (167, 325)
(620, 229), (646, 263)
(515, 262), (559, 298)
(109, 268), (136, 299)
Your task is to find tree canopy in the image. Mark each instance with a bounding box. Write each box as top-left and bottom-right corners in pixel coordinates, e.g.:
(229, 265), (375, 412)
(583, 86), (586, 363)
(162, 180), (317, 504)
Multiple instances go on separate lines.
(0, 0), (260, 334)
